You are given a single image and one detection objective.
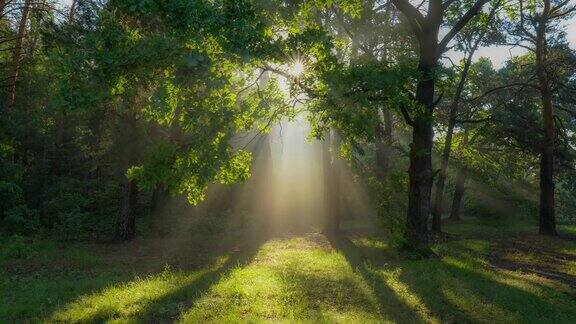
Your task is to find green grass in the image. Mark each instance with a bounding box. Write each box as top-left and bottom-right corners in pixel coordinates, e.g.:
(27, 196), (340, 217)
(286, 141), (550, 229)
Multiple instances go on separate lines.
(1, 221), (576, 323)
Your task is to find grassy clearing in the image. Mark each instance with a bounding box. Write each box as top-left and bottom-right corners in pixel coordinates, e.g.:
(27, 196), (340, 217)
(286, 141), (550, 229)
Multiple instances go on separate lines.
(1, 221), (576, 323)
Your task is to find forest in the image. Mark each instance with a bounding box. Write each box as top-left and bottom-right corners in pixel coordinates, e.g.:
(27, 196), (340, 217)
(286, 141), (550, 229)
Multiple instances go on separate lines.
(1, 0), (576, 322)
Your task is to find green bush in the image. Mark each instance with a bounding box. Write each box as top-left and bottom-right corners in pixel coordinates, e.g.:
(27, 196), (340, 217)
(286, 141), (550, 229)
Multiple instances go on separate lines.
(0, 235), (38, 260)
(2, 205), (40, 235)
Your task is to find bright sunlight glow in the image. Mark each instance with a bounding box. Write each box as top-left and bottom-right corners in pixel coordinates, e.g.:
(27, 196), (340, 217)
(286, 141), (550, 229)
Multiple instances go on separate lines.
(289, 59), (305, 77)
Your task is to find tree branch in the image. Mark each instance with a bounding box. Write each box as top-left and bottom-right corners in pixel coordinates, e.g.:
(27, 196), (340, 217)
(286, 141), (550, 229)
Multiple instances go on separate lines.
(390, 0), (426, 38)
(438, 0), (490, 52)
(400, 104), (414, 126)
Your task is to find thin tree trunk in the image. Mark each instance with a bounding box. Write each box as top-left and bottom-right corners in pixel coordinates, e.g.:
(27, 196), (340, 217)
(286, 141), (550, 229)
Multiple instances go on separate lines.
(6, 0), (31, 110)
(115, 106), (139, 241)
(449, 130), (469, 221)
(115, 176), (138, 241)
(535, 4), (557, 236)
(54, 0), (77, 167)
(0, 0), (7, 18)
(69, 0), (77, 20)
(374, 112), (388, 179)
(431, 50), (474, 232)
(323, 129), (342, 236)
(150, 183), (166, 214)
(384, 109), (393, 146)
(323, 129), (335, 235)
(449, 168), (467, 221)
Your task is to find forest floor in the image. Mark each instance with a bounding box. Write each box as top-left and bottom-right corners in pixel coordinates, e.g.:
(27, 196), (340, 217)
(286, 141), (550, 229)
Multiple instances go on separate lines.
(2, 213), (576, 323)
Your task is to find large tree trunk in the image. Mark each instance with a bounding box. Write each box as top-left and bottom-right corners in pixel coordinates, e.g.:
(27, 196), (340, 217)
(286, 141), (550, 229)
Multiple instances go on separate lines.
(535, 8), (557, 236)
(5, 0), (31, 110)
(404, 51), (436, 254)
(406, 117), (433, 252)
(115, 176), (138, 241)
(391, 0), (488, 256)
(539, 150), (555, 235)
(431, 52), (474, 232)
(538, 82), (556, 235)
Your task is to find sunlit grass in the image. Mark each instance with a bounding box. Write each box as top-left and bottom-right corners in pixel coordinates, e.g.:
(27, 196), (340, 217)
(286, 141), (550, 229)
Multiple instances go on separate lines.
(51, 268), (211, 322)
(2, 222), (576, 322)
(180, 237), (384, 323)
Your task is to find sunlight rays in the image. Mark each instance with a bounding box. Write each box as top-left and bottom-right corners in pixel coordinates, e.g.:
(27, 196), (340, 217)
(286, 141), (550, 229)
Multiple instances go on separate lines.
(289, 58), (306, 77)
(267, 116), (326, 233)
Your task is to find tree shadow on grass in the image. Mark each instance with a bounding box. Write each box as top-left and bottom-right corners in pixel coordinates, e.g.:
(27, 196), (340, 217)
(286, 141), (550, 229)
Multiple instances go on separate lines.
(331, 233), (576, 323)
(328, 234), (427, 323)
(39, 135), (275, 323)
(399, 255), (576, 322)
(47, 229), (267, 323)
(266, 251), (398, 322)
(135, 230), (267, 322)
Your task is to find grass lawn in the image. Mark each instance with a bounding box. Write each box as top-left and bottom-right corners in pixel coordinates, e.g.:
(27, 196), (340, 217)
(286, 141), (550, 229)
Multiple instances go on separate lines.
(1, 220), (576, 323)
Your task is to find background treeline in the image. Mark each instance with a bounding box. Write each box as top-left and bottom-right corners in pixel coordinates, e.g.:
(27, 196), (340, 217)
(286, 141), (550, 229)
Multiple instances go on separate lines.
(0, 0), (575, 256)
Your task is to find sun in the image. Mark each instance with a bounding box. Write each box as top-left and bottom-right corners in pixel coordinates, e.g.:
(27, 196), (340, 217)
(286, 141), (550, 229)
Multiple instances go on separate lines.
(289, 59), (306, 77)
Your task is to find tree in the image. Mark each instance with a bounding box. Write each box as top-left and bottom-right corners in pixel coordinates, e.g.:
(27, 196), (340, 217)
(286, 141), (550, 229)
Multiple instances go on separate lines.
(431, 3), (502, 232)
(506, 0), (576, 235)
(94, 0), (281, 240)
(323, 128), (344, 235)
(448, 129), (469, 221)
(391, 0), (492, 254)
(6, 0), (32, 110)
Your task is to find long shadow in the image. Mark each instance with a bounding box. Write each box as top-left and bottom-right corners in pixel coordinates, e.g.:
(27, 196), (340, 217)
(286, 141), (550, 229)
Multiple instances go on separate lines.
(54, 227), (268, 323)
(450, 225), (576, 290)
(328, 234), (424, 323)
(397, 255), (576, 322)
(330, 232), (576, 323)
(132, 229), (268, 322)
(268, 260), (382, 321)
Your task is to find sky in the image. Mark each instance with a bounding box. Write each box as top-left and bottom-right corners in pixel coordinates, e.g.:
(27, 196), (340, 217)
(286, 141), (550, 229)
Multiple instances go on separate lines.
(446, 16), (576, 68)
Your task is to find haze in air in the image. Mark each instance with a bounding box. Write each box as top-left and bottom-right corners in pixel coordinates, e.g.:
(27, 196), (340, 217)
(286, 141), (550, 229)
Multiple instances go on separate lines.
(1, 0), (576, 322)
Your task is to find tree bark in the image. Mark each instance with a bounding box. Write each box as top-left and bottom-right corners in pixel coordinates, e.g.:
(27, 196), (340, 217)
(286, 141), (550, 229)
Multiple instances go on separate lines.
(537, 69), (556, 235)
(535, 3), (557, 236)
(0, 0), (7, 18)
(449, 168), (467, 221)
(150, 183), (166, 214)
(5, 0), (31, 110)
(405, 49), (436, 253)
(69, 0), (77, 20)
(115, 105), (139, 241)
(115, 176), (138, 241)
(431, 50), (474, 232)
(449, 129), (469, 221)
(375, 109), (394, 179)
(391, 0), (487, 254)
